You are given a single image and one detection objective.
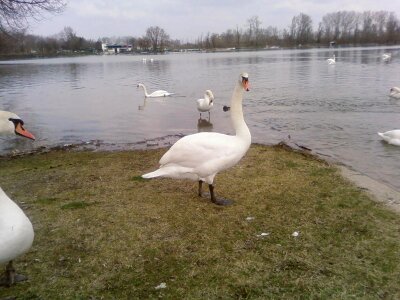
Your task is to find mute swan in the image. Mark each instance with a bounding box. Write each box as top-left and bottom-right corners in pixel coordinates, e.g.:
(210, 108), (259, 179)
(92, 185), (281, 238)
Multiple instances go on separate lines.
(389, 87), (400, 99)
(137, 83), (174, 98)
(0, 111), (35, 286)
(142, 73), (251, 205)
(327, 54), (336, 64)
(378, 130), (400, 146)
(196, 90), (214, 118)
(382, 53), (391, 61)
(0, 188), (34, 286)
(0, 110), (35, 140)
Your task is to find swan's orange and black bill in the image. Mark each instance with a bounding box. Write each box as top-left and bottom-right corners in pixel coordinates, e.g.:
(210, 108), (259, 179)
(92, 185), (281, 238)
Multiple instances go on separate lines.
(15, 122), (35, 140)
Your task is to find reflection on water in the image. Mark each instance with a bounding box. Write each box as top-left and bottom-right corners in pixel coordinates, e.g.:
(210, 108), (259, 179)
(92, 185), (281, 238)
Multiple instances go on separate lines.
(1, 46), (400, 191)
(197, 117), (213, 132)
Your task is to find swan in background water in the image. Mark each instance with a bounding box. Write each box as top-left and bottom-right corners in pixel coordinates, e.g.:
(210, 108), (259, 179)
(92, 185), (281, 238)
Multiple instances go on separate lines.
(137, 83), (174, 98)
(389, 87), (400, 99)
(196, 90), (214, 118)
(142, 73), (251, 205)
(327, 54), (336, 64)
(382, 53), (391, 61)
(0, 111), (35, 286)
(378, 130), (400, 146)
(0, 111), (35, 140)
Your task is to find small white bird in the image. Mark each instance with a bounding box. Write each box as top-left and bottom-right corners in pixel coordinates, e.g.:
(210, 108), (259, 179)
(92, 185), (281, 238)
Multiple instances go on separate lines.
(142, 73), (251, 205)
(382, 53), (391, 61)
(137, 83), (174, 98)
(196, 90), (214, 118)
(389, 87), (400, 99)
(327, 54), (336, 64)
(0, 111), (35, 140)
(378, 130), (400, 146)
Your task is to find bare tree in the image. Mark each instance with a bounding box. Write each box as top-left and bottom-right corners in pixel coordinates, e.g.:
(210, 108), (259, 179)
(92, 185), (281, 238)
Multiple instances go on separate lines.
(289, 13), (313, 45)
(247, 15), (262, 47)
(0, 0), (65, 33)
(145, 26), (170, 52)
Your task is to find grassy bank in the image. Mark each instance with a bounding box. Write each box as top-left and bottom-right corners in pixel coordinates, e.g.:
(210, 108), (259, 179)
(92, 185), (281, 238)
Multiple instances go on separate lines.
(0, 144), (399, 299)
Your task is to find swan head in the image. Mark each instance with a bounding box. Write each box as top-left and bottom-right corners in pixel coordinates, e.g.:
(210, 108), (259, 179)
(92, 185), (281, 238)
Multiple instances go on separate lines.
(137, 83), (144, 88)
(239, 73), (250, 91)
(0, 111), (35, 140)
(205, 90), (214, 102)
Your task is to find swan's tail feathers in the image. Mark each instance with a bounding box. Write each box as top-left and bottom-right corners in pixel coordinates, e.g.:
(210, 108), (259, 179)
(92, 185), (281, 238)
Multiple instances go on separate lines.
(142, 165), (198, 180)
(142, 169), (167, 179)
(378, 132), (389, 142)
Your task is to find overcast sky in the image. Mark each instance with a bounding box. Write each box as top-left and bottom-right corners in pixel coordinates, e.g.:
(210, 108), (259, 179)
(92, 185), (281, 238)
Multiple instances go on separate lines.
(29, 0), (400, 41)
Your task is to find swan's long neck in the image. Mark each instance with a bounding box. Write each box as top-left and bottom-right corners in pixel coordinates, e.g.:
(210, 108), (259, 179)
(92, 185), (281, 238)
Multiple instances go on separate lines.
(230, 83), (251, 142)
(0, 111), (15, 135)
(204, 94), (212, 105)
(140, 85), (149, 97)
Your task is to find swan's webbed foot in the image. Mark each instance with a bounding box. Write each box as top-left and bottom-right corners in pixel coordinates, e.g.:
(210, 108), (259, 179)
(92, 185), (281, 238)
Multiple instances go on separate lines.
(0, 261), (28, 287)
(208, 184), (234, 206)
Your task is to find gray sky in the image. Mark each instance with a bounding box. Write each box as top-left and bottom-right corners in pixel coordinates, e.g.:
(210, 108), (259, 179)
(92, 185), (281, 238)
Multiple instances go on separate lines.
(29, 0), (400, 41)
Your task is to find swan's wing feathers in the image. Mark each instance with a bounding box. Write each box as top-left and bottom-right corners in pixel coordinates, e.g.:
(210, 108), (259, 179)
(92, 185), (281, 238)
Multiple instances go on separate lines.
(159, 133), (237, 167)
(379, 130), (400, 139)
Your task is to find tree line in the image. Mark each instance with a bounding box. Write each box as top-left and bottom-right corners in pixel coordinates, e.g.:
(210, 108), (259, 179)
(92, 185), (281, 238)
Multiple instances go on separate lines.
(0, 10), (399, 57)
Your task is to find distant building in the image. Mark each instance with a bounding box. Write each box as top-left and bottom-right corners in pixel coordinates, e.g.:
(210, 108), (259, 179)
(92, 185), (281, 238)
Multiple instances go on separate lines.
(102, 43), (132, 54)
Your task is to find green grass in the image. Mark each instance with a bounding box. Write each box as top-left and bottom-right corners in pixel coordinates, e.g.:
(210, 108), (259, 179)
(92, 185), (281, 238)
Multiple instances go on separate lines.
(0, 144), (399, 299)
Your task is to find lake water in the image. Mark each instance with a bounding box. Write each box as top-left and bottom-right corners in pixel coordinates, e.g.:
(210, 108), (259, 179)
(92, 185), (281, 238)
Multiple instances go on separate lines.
(1, 46), (400, 191)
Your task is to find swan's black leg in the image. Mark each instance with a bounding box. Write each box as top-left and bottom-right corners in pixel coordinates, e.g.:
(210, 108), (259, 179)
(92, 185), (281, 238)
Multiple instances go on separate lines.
(198, 180), (203, 196)
(208, 184), (234, 206)
(209, 184), (216, 203)
(0, 260), (28, 287)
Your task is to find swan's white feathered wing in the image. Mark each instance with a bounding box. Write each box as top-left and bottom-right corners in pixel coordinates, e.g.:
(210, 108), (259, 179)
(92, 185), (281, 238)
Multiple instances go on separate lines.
(149, 90), (174, 97)
(142, 132), (249, 182)
(378, 130), (400, 146)
(0, 188), (34, 264)
(389, 87), (400, 99)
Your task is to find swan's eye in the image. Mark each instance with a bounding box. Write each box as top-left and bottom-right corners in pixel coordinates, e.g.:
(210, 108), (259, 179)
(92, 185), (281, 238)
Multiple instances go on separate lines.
(242, 77), (248, 82)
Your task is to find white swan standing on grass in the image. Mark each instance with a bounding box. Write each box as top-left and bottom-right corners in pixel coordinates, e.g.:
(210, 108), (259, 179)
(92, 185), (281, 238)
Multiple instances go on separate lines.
(378, 130), (400, 146)
(142, 73), (251, 205)
(196, 90), (214, 118)
(137, 83), (174, 98)
(0, 111), (35, 286)
(327, 54), (336, 64)
(389, 87), (400, 99)
(0, 188), (34, 286)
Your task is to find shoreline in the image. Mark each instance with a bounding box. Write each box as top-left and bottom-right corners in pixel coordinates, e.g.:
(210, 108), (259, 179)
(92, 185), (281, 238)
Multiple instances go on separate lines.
(1, 138), (399, 214)
(0, 138), (400, 214)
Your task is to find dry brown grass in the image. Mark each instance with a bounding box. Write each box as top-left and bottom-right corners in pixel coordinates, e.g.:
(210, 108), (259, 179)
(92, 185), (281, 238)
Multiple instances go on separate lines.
(0, 144), (399, 299)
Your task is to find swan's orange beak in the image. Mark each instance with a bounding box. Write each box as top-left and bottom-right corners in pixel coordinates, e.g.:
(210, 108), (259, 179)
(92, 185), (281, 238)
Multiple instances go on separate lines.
(15, 123), (35, 140)
(242, 79), (250, 91)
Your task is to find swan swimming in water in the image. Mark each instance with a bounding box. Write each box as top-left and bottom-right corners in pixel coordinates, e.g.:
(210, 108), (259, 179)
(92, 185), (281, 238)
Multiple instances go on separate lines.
(142, 73), (251, 205)
(0, 111), (35, 286)
(382, 53), (391, 61)
(196, 90), (214, 118)
(0, 111), (35, 140)
(378, 130), (400, 146)
(327, 54), (336, 64)
(137, 83), (174, 98)
(389, 87), (400, 99)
